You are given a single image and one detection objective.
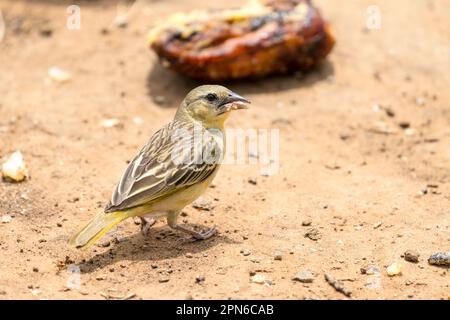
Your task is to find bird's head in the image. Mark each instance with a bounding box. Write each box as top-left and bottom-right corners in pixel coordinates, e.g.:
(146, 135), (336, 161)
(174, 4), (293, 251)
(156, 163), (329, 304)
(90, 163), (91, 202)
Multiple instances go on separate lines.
(177, 85), (250, 127)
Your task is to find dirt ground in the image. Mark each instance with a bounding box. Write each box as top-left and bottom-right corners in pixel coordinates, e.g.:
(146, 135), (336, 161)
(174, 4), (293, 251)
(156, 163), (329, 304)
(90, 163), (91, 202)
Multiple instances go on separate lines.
(0, 0), (449, 300)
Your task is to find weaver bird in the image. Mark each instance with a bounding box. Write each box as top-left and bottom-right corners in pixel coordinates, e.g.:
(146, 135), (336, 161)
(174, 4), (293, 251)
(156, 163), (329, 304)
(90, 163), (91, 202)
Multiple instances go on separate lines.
(70, 85), (249, 249)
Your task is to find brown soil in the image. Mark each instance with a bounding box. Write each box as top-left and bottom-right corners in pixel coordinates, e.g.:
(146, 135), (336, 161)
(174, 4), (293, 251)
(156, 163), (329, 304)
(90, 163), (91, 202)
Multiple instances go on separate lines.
(0, 0), (449, 300)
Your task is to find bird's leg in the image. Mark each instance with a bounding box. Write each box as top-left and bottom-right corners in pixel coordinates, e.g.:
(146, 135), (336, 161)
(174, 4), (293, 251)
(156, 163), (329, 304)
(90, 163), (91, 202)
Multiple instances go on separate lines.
(167, 211), (217, 240)
(140, 217), (156, 236)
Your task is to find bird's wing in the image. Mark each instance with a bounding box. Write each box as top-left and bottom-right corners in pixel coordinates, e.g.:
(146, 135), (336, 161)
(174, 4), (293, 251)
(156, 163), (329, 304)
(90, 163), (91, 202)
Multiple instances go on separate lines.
(104, 120), (222, 212)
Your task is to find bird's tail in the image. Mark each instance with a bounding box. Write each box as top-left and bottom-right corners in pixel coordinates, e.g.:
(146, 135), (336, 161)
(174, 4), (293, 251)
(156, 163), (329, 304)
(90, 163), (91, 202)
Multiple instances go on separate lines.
(69, 210), (130, 249)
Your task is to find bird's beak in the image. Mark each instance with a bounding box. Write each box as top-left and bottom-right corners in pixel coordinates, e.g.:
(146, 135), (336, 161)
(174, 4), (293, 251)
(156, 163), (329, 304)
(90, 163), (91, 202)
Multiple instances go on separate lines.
(219, 92), (251, 113)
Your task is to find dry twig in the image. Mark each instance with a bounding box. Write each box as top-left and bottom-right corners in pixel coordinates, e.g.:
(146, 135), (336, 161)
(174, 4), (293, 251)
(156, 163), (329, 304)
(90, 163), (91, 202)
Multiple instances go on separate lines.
(324, 273), (352, 298)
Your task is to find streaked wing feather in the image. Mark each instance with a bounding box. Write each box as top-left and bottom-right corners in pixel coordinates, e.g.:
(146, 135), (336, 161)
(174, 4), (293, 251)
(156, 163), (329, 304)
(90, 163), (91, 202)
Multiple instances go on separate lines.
(105, 120), (220, 212)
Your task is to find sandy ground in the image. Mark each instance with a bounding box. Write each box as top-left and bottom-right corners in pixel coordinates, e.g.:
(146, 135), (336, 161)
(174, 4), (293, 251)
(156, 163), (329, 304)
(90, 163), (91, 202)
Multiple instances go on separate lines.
(0, 0), (449, 300)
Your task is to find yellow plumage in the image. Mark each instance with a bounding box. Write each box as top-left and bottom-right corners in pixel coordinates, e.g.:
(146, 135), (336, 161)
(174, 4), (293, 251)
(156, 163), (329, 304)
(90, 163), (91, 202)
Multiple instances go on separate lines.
(70, 85), (249, 249)
(69, 211), (130, 249)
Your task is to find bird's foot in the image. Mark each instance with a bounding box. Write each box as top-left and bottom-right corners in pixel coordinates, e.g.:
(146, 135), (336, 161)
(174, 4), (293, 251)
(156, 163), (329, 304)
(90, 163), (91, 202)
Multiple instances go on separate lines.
(140, 217), (156, 236)
(174, 224), (217, 240)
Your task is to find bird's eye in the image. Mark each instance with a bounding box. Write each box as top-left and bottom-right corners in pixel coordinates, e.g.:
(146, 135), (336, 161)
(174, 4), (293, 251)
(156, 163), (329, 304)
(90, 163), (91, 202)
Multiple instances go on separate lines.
(206, 93), (218, 102)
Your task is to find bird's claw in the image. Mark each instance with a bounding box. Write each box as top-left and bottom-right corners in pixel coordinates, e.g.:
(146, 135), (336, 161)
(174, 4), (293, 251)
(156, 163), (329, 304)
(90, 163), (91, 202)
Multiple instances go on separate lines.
(140, 217), (156, 236)
(192, 225), (217, 240)
(173, 224), (217, 240)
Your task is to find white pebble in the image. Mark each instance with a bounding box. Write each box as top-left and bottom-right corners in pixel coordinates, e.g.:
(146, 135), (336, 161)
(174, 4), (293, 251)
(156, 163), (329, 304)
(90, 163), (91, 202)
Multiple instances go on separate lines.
(1, 215), (12, 223)
(48, 67), (71, 83)
(387, 262), (403, 276)
(133, 117), (143, 125)
(100, 118), (121, 128)
(2, 151), (28, 182)
(251, 274), (266, 284)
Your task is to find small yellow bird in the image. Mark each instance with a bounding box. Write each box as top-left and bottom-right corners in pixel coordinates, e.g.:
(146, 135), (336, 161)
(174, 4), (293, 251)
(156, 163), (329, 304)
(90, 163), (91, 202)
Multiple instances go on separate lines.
(70, 85), (249, 249)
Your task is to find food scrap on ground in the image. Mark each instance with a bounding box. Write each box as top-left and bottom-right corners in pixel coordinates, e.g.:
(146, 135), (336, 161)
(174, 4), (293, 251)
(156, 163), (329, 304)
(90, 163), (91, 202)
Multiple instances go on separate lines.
(149, 0), (335, 81)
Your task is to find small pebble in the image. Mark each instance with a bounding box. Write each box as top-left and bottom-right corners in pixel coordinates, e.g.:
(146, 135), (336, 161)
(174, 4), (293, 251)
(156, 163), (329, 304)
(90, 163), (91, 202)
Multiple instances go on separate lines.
(292, 270), (314, 283)
(192, 197), (214, 211)
(48, 67), (71, 83)
(428, 252), (450, 266)
(403, 250), (420, 263)
(195, 275), (205, 284)
(405, 128), (415, 136)
(251, 274), (266, 284)
(415, 97), (426, 106)
(384, 107), (395, 117)
(398, 122), (411, 129)
(2, 151), (28, 182)
(114, 18), (128, 28)
(98, 241), (111, 248)
(153, 95), (166, 105)
(373, 221), (382, 229)
(304, 228), (321, 241)
(132, 117), (142, 125)
(185, 253), (193, 258)
(39, 28), (53, 37)
(1, 215), (12, 223)
(302, 219), (312, 226)
(31, 289), (41, 296)
(273, 251), (283, 261)
(241, 249), (251, 256)
(360, 264), (380, 275)
(248, 177), (257, 185)
(387, 262), (403, 276)
(99, 118), (121, 128)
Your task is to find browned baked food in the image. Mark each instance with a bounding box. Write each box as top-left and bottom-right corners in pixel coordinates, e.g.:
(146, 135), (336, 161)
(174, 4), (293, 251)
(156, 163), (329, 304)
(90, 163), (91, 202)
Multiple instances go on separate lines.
(148, 0), (335, 81)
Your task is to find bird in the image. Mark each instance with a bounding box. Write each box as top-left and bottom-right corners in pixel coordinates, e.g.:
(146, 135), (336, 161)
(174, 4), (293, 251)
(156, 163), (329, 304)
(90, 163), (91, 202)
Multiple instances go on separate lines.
(70, 85), (250, 249)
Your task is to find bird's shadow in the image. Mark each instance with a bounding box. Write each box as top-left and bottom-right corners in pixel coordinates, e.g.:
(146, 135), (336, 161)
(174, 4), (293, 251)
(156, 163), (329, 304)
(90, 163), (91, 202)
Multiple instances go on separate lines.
(77, 224), (238, 274)
(146, 60), (335, 107)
